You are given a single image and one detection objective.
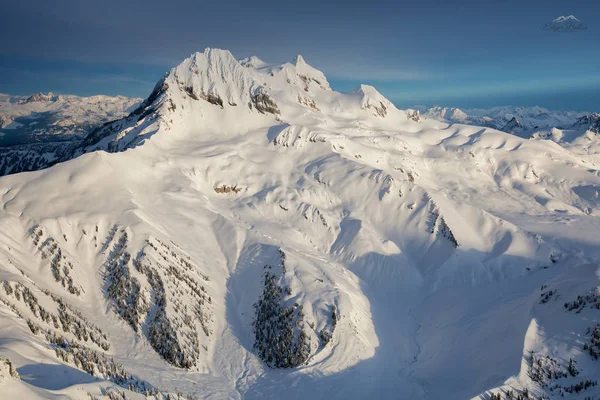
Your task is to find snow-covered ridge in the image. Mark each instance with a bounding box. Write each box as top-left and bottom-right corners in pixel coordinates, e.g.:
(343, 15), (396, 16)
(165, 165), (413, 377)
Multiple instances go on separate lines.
(77, 48), (414, 153)
(421, 105), (600, 160)
(421, 105), (588, 131)
(172, 48), (266, 108)
(353, 84), (395, 117)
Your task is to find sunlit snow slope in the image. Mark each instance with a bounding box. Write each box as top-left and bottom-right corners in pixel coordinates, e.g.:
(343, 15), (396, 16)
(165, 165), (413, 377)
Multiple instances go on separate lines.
(1, 48), (600, 400)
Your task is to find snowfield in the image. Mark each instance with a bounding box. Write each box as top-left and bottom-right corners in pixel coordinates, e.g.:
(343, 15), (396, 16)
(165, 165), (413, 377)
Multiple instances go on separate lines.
(420, 106), (600, 164)
(1, 48), (600, 400)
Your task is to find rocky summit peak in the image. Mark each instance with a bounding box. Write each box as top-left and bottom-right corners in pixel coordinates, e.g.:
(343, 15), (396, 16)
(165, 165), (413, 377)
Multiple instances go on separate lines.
(292, 55), (305, 66)
(286, 54), (330, 91)
(239, 56), (269, 69)
(20, 92), (55, 104)
(353, 84), (394, 117)
(500, 116), (523, 132)
(77, 48), (404, 153)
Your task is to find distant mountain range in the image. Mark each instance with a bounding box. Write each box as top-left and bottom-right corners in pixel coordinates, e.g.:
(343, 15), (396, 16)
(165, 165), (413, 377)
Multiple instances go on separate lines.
(0, 92), (140, 145)
(418, 105), (588, 131)
(419, 105), (600, 158)
(0, 92), (140, 175)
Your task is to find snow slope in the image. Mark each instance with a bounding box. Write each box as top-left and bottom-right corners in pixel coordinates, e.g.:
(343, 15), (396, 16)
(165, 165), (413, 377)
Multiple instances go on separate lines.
(422, 106), (600, 165)
(1, 49), (600, 400)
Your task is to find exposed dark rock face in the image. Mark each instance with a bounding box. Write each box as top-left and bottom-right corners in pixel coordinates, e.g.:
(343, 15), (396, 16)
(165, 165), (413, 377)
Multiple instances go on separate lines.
(576, 113), (600, 134)
(501, 116), (522, 133)
(251, 89), (280, 115)
(407, 110), (421, 122)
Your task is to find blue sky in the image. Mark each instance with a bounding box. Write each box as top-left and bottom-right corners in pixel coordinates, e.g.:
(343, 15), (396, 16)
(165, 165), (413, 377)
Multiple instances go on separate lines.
(1, 0), (598, 111)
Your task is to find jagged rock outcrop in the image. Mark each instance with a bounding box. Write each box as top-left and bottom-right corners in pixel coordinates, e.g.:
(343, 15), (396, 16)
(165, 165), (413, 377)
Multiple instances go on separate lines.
(272, 125), (324, 148)
(0, 115), (10, 128)
(0, 358), (20, 381)
(575, 113), (600, 134)
(353, 84), (395, 117)
(501, 116), (522, 133)
(288, 55), (331, 91)
(406, 109), (422, 122)
(19, 92), (56, 104)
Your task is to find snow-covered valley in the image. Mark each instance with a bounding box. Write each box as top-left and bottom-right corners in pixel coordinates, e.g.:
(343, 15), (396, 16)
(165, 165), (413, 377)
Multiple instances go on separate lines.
(1, 48), (600, 400)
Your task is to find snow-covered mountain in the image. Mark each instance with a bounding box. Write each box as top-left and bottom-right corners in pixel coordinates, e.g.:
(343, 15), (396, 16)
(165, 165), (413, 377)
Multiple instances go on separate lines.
(528, 113), (600, 159)
(421, 105), (587, 132)
(421, 106), (600, 162)
(1, 48), (600, 400)
(0, 92), (141, 175)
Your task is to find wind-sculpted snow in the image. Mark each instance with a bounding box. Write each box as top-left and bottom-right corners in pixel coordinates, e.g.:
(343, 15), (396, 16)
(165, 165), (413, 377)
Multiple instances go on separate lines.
(272, 125), (325, 148)
(1, 48), (600, 399)
(422, 106), (600, 165)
